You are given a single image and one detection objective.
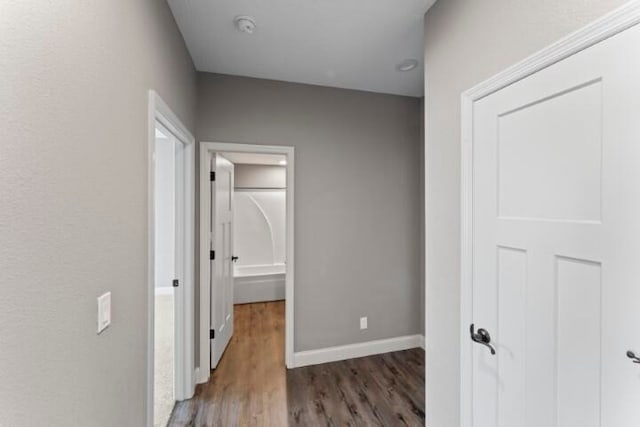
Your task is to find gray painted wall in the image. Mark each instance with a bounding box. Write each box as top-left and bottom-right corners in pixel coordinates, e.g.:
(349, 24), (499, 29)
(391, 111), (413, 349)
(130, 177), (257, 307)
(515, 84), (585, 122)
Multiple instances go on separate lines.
(234, 164), (287, 189)
(197, 73), (423, 352)
(1, 1), (196, 425)
(422, 1), (626, 426)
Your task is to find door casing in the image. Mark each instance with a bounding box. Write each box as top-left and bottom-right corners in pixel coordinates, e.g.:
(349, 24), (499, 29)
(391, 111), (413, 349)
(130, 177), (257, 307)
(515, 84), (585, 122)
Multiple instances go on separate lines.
(198, 142), (295, 384)
(147, 91), (196, 427)
(459, 2), (640, 425)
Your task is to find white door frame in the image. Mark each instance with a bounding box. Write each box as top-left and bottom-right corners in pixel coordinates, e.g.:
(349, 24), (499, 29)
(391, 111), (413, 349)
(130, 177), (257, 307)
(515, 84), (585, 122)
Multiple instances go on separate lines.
(459, 2), (640, 425)
(147, 91), (196, 426)
(198, 142), (295, 383)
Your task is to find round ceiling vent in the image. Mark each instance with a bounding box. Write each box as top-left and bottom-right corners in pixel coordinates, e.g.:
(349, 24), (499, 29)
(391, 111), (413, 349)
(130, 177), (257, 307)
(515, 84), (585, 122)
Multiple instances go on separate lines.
(396, 59), (419, 72)
(234, 16), (256, 35)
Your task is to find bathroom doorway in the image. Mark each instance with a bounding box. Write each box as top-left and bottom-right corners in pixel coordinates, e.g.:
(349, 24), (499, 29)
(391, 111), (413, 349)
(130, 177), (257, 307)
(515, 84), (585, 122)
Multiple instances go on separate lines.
(224, 152), (287, 306)
(198, 143), (295, 383)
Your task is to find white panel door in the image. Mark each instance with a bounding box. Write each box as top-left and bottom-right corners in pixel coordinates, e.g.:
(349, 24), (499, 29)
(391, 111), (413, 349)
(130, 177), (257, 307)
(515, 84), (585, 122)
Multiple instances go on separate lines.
(210, 153), (234, 369)
(471, 23), (640, 427)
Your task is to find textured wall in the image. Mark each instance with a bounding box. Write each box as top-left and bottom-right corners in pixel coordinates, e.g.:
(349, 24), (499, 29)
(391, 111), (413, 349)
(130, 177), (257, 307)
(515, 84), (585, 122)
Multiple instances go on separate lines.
(422, 1), (627, 425)
(0, 0), (196, 425)
(197, 73), (423, 352)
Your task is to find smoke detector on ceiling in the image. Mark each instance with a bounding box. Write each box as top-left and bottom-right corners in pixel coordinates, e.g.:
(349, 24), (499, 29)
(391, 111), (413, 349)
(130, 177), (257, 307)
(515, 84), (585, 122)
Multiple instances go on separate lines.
(234, 16), (256, 35)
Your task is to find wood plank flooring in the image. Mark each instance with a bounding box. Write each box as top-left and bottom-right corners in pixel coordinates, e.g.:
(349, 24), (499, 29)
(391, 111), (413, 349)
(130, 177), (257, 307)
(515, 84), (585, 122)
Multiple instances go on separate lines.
(169, 302), (286, 426)
(287, 349), (425, 426)
(169, 301), (425, 426)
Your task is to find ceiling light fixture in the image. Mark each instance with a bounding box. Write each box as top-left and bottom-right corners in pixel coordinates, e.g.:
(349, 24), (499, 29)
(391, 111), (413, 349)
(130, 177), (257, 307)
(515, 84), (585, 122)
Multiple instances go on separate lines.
(234, 15), (256, 35)
(396, 59), (419, 72)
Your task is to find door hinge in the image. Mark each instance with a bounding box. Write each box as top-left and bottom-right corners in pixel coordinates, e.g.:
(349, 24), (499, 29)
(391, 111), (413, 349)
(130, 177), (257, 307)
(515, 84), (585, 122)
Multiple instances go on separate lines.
(172, 279), (179, 288)
(210, 329), (215, 339)
(210, 171), (216, 181)
(210, 250), (215, 260)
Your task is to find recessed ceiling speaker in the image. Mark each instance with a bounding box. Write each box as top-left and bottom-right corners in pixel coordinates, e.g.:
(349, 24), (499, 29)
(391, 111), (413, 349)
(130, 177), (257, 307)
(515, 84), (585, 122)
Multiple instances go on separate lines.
(234, 16), (256, 35)
(396, 59), (419, 72)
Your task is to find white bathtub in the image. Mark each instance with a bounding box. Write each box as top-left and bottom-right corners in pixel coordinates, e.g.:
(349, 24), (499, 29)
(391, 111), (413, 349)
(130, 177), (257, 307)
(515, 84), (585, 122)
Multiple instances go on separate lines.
(233, 264), (285, 304)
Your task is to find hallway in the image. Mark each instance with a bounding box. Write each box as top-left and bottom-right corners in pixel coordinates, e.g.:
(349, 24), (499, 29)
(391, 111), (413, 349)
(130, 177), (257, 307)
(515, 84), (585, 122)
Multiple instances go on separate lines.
(169, 301), (425, 426)
(170, 302), (286, 425)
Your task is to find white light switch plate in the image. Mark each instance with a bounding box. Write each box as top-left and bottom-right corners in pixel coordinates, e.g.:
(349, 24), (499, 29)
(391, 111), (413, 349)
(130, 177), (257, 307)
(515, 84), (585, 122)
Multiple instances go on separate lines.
(360, 317), (368, 330)
(97, 292), (111, 334)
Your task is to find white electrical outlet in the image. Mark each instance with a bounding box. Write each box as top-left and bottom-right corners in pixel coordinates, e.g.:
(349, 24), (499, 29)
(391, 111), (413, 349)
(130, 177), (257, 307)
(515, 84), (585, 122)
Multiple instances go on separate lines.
(360, 316), (368, 330)
(97, 292), (111, 334)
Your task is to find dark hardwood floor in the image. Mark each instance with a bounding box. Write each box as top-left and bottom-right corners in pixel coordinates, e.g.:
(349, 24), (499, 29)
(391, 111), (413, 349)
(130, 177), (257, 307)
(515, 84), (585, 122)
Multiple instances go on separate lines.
(287, 349), (425, 426)
(169, 301), (425, 426)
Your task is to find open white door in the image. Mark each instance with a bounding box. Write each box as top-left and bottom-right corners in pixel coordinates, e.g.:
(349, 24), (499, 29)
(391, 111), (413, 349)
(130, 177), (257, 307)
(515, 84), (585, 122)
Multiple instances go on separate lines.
(465, 18), (640, 427)
(209, 153), (235, 369)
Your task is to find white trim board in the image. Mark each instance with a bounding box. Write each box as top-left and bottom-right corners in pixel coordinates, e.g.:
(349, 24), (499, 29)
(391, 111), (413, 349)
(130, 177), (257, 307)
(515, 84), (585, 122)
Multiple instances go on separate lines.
(196, 368), (208, 386)
(458, 2), (640, 426)
(154, 287), (175, 296)
(234, 275), (285, 304)
(293, 335), (423, 368)
(193, 367), (201, 388)
(147, 90), (196, 427)
(198, 142), (295, 383)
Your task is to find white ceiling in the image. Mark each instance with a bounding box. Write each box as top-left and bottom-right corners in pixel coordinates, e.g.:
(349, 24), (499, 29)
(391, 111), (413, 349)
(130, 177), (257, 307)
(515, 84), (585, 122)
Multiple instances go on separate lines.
(222, 152), (286, 166)
(167, 0), (435, 97)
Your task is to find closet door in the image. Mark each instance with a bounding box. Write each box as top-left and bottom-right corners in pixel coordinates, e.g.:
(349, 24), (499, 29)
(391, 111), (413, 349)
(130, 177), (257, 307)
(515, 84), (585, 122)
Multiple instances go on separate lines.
(470, 21), (640, 427)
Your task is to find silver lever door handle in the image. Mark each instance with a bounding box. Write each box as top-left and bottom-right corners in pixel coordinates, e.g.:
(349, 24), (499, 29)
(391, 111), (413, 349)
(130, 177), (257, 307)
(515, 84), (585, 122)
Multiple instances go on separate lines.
(470, 323), (496, 355)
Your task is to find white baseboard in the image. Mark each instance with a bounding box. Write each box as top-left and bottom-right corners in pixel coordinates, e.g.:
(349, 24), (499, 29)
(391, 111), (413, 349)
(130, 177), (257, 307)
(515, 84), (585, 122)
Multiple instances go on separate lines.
(419, 335), (425, 350)
(154, 287), (174, 296)
(195, 366), (209, 385)
(293, 334), (423, 368)
(234, 275), (285, 304)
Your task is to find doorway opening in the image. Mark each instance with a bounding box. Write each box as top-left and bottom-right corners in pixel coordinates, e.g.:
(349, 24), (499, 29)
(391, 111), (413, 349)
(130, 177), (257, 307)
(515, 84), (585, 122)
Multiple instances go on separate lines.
(152, 122), (180, 426)
(227, 153), (287, 306)
(197, 143), (295, 384)
(147, 91), (195, 427)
